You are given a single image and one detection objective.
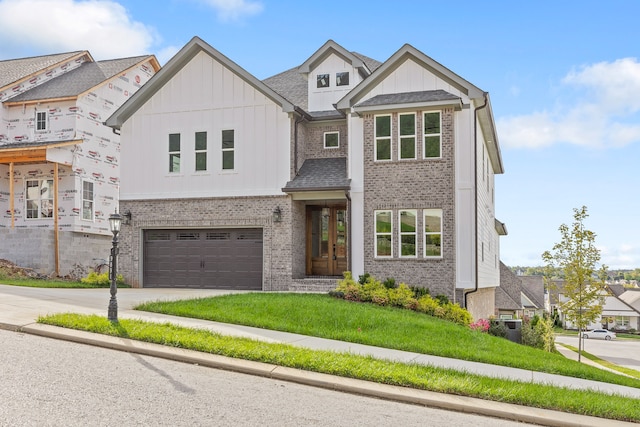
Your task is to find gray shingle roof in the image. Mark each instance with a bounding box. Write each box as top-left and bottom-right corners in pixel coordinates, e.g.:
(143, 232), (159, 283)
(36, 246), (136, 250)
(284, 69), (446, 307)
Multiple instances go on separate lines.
(355, 89), (460, 108)
(8, 56), (150, 102)
(283, 158), (350, 192)
(0, 51), (86, 90)
(520, 275), (545, 309)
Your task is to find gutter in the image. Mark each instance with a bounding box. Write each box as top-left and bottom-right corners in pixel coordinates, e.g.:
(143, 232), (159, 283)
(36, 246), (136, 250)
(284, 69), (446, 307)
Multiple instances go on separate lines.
(464, 92), (489, 309)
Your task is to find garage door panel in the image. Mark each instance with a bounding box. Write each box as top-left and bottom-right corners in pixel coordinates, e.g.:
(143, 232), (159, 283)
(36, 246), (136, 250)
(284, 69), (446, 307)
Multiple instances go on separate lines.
(144, 228), (263, 290)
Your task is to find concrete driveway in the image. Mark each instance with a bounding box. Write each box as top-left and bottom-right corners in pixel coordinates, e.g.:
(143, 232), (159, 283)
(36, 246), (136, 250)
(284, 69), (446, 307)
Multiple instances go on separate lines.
(555, 335), (640, 372)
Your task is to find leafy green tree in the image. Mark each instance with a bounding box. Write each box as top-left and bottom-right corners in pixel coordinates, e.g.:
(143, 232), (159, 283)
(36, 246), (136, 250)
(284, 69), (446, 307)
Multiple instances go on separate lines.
(542, 206), (607, 361)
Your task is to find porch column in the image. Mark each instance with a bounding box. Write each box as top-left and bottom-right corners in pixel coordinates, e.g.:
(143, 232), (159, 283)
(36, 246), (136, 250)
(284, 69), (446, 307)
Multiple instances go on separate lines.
(53, 162), (60, 276)
(9, 162), (14, 228)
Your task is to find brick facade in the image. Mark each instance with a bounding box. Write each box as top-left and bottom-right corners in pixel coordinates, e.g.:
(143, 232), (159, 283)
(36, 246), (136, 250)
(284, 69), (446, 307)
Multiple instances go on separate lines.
(362, 108), (457, 298)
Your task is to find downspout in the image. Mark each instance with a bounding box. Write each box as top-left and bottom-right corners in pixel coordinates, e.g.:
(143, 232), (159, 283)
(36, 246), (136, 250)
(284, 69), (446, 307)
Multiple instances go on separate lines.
(464, 92), (489, 309)
(293, 108), (310, 175)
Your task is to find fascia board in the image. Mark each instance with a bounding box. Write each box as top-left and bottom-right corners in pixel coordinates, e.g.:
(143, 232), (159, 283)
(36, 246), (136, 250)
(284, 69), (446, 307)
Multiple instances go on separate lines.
(353, 99), (463, 115)
(298, 40), (365, 74)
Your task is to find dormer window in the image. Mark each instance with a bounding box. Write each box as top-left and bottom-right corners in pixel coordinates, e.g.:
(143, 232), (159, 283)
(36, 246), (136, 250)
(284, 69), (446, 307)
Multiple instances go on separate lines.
(336, 72), (349, 86)
(317, 74), (330, 88)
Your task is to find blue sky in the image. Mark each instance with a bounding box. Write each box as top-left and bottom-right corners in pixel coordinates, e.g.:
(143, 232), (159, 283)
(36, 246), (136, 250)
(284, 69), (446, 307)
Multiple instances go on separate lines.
(1, 0), (639, 269)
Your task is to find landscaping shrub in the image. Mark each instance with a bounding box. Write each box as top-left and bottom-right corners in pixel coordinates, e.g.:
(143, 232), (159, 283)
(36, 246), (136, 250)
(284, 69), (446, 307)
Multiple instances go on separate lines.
(410, 286), (430, 299)
(437, 302), (472, 326)
(488, 320), (508, 338)
(470, 318), (490, 332)
(416, 294), (440, 316)
(382, 277), (397, 289)
(81, 271), (125, 287)
(388, 283), (416, 308)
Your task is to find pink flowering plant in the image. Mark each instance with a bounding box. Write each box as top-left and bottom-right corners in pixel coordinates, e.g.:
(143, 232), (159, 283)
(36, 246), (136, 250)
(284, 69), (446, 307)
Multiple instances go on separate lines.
(469, 318), (490, 333)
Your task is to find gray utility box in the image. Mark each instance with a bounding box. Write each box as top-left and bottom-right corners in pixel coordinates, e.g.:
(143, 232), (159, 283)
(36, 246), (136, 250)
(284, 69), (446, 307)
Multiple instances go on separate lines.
(494, 319), (522, 343)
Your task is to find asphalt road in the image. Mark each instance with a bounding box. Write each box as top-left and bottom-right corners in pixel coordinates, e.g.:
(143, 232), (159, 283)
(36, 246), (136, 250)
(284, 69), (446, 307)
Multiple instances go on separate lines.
(555, 335), (640, 371)
(0, 329), (535, 427)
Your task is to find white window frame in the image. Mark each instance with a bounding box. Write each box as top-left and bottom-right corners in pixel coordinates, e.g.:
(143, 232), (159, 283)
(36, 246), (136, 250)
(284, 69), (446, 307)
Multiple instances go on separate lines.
(374, 210), (393, 258)
(398, 113), (416, 160)
(82, 180), (94, 221)
(222, 129), (235, 171)
(195, 131), (207, 172)
(336, 71), (349, 87)
(374, 114), (392, 162)
(35, 111), (48, 131)
(423, 111), (442, 159)
(424, 209), (443, 258)
(25, 178), (54, 219)
(324, 131), (339, 149)
(399, 209), (417, 258)
(316, 73), (330, 88)
(169, 133), (181, 173)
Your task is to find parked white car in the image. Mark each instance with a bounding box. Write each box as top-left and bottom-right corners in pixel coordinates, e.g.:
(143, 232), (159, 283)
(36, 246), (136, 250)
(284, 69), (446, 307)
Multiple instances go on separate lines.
(582, 329), (616, 340)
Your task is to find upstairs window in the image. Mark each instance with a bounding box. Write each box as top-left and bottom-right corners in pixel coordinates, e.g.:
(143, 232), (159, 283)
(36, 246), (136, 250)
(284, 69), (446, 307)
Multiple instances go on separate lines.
(374, 115), (391, 161)
(26, 179), (54, 219)
(222, 129), (235, 170)
(375, 210), (393, 257)
(82, 180), (94, 221)
(424, 209), (442, 257)
(336, 72), (349, 86)
(36, 111), (48, 131)
(195, 131), (207, 172)
(169, 133), (181, 173)
(399, 210), (417, 257)
(317, 73), (330, 88)
(424, 111), (441, 158)
(324, 131), (339, 149)
(399, 113), (416, 159)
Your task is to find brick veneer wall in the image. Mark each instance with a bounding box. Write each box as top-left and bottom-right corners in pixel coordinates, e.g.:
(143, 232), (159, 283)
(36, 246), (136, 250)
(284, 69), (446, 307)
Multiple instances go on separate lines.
(362, 108), (457, 298)
(301, 121), (348, 159)
(118, 195), (291, 290)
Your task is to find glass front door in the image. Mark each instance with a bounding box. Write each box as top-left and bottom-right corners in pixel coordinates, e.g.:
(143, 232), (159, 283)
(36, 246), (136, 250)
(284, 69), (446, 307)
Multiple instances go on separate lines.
(306, 205), (347, 276)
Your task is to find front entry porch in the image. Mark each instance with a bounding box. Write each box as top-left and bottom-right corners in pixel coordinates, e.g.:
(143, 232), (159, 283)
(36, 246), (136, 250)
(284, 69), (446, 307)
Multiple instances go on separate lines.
(306, 204), (347, 277)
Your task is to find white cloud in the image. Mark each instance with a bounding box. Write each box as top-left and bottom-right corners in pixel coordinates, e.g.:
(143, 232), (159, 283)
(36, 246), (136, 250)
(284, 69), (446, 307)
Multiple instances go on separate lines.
(0, 0), (158, 59)
(598, 243), (640, 269)
(498, 58), (640, 149)
(198, 0), (263, 21)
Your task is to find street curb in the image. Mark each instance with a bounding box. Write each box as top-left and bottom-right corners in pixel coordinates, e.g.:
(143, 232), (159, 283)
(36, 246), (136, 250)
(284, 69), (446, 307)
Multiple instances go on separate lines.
(18, 323), (637, 427)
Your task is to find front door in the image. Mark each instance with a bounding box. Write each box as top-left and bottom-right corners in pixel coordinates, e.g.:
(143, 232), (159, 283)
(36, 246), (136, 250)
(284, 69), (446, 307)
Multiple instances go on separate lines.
(306, 205), (347, 276)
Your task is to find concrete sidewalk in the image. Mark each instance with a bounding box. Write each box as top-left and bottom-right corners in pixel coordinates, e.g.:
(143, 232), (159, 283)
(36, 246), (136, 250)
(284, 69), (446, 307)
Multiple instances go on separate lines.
(1, 285), (638, 426)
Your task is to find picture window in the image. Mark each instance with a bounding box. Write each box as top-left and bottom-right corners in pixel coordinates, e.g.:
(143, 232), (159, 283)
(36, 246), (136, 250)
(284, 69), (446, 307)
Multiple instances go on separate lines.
(317, 73), (330, 88)
(336, 72), (349, 86)
(25, 179), (54, 219)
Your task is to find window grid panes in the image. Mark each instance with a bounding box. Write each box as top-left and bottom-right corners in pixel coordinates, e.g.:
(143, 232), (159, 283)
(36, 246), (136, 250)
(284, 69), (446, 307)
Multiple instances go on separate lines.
(424, 209), (443, 257)
(399, 113), (416, 159)
(26, 179), (54, 219)
(82, 180), (94, 221)
(36, 111), (47, 131)
(375, 210), (392, 257)
(399, 210), (417, 257)
(195, 131), (207, 172)
(424, 112), (441, 158)
(324, 131), (339, 149)
(222, 129), (234, 170)
(169, 133), (181, 173)
(375, 115), (391, 161)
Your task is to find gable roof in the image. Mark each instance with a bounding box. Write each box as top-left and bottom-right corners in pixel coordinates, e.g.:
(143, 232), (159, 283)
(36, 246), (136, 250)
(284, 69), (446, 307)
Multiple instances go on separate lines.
(520, 275), (545, 309)
(336, 43), (503, 174)
(0, 51), (90, 93)
(106, 36), (295, 130)
(298, 40), (374, 78)
(354, 89), (463, 112)
(5, 56), (158, 104)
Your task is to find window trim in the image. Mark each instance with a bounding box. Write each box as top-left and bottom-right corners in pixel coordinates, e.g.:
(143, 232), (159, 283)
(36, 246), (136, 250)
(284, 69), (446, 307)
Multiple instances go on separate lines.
(374, 210), (393, 258)
(316, 73), (330, 88)
(374, 114), (392, 162)
(168, 133), (181, 174)
(195, 131), (207, 172)
(399, 209), (417, 258)
(424, 209), (443, 258)
(81, 180), (94, 221)
(35, 111), (48, 132)
(25, 178), (54, 220)
(336, 72), (349, 87)
(323, 131), (339, 149)
(423, 111), (442, 159)
(398, 113), (416, 160)
(222, 129), (235, 171)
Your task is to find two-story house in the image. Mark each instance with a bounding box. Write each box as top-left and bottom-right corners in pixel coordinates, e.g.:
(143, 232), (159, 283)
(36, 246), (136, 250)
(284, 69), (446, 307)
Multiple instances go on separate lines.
(0, 51), (159, 276)
(106, 37), (505, 319)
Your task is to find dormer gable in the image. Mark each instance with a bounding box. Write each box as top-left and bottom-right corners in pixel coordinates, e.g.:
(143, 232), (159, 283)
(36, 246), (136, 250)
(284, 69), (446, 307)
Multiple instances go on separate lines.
(298, 40), (373, 113)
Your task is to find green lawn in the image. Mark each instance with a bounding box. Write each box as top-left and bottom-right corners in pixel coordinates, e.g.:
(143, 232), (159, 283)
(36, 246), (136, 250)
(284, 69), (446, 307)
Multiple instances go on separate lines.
(135, 292), (640, 389)
(38, 313), (640, 423)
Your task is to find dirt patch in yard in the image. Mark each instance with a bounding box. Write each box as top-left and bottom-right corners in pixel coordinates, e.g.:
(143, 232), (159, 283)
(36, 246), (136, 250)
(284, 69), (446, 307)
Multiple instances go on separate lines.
(0, 259), (42, 279)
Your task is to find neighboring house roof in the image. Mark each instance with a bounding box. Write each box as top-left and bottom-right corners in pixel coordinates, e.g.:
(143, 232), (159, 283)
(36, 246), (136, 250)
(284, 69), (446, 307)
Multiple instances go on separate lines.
(608, 284), (627, 297)
(0, 51), (89, 93)
(6, 56), (157, 103)
(335, 43), (503, 175)
(520, 275), (545, 309)
(495, 286), (521, 311)
(106, 36), (295, 130)
(282, 158), (350, 192)
(497, 262), (523, 310)
(495, 219), (507, 236)
(619, 289), (640, 309)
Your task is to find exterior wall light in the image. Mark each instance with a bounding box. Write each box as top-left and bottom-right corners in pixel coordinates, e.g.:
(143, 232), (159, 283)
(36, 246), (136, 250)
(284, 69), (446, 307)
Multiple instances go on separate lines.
(273, 206), (282, 223)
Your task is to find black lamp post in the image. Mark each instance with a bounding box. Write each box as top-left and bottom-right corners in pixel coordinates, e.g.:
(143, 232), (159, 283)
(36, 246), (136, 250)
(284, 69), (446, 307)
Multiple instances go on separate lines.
(107, 212), (122, 322)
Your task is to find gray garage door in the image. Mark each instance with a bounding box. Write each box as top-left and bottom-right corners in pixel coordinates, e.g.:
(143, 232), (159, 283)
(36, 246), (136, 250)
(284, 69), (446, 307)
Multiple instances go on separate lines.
(143, 228), (263, 289)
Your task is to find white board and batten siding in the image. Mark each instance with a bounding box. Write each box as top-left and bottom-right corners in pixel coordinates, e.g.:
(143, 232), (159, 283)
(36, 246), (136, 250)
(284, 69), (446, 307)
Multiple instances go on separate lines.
(308, 54), (362, 112)
(120, 51), (291, 200)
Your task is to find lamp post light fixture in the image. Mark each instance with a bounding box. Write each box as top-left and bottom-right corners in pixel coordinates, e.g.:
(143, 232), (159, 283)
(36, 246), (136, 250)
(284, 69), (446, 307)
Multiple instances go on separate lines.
(107, 212), (122, 322)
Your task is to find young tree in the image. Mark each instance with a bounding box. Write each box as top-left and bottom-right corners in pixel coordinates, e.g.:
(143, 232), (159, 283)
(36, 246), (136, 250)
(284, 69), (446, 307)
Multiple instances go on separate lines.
(542, 206), (607, 361)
